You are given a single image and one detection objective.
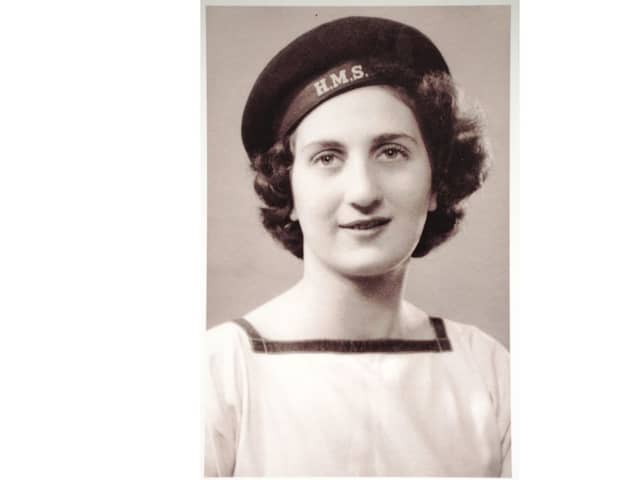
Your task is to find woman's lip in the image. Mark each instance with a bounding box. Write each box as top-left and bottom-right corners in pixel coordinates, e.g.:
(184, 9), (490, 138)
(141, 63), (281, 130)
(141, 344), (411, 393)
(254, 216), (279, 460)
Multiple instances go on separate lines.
(339, 217), (392, 230)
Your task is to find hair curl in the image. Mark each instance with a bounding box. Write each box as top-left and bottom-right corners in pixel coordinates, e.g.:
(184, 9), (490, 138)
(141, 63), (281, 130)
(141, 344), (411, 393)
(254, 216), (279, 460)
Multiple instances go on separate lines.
(250, 71), (489, 259)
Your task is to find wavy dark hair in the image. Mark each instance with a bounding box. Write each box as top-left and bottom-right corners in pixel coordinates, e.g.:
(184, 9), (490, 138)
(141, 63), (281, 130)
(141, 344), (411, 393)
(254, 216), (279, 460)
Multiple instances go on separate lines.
(250, 69), (490, 259)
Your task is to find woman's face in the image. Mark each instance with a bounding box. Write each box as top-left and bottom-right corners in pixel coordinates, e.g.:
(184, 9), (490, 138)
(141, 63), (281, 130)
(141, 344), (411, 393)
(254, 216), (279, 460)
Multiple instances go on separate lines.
(290, 85), (437, 277)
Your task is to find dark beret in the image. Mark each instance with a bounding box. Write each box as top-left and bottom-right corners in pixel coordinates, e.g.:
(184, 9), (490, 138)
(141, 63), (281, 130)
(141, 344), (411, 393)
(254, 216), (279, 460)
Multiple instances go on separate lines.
(241, 16), (450, 157)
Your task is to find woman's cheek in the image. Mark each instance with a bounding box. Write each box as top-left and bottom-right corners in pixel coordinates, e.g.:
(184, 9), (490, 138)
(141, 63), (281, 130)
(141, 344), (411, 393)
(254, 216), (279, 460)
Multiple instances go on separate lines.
(391, 172), (431, 212)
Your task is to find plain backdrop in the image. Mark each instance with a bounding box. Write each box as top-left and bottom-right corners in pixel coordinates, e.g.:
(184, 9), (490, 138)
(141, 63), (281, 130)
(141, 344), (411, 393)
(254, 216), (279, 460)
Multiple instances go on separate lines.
(206, 5), (511, 348)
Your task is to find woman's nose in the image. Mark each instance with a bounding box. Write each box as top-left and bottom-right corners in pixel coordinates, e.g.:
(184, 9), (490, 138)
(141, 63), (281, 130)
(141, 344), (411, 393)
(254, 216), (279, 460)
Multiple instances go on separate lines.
(344, 157), (382, 213)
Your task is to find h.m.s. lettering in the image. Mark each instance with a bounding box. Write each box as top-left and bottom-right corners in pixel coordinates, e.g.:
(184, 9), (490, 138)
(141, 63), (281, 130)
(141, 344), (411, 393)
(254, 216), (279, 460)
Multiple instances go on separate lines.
(313, 64), (367, 96)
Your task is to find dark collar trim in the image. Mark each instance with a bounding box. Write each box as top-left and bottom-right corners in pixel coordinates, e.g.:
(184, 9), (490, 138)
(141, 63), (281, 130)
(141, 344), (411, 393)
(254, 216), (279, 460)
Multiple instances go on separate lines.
(230, 317), (452, 354)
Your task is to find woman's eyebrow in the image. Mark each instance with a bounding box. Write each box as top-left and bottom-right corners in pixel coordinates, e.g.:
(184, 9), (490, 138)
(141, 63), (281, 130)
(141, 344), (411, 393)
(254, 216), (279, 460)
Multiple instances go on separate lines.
(371, 133), (418, 146)
(299, 140), (345, 153)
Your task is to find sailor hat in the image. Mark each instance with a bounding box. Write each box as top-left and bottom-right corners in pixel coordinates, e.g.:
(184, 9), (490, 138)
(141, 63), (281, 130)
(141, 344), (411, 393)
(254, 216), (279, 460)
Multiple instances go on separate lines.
(241, 16), (450, 157)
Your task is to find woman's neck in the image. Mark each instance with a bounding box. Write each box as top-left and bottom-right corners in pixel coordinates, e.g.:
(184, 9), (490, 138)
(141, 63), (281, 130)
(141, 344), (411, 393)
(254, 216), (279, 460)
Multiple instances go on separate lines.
(288, 254), (410, 339)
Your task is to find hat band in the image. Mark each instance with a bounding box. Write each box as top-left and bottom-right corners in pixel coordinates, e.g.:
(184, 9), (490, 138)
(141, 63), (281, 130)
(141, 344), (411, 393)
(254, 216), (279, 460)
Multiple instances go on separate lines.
(278, 60), (384, 137)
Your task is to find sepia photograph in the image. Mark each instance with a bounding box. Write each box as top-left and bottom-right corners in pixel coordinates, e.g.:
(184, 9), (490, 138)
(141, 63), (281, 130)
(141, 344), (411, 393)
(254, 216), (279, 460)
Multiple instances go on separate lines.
(8, 2), (640, 479)
(204, 4), (512, 477)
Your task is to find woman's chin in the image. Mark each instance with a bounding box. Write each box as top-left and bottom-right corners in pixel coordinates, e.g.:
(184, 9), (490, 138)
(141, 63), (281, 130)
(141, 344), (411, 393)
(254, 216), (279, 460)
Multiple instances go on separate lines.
(326, 249), (412, 279)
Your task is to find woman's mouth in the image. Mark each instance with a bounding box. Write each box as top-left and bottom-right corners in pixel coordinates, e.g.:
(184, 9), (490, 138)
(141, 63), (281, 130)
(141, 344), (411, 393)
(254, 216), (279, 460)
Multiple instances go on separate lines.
(339, 217), (392, 230)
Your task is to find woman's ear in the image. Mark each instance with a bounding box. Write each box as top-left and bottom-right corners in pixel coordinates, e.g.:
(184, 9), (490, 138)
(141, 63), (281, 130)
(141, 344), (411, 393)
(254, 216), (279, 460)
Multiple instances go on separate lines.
(290, 208), (298, 221)
(428, 193), (438, 212)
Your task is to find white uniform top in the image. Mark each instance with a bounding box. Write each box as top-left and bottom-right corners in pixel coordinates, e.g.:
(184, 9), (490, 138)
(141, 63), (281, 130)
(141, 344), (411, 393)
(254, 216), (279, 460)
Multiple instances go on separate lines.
(204, 317), (510, 477)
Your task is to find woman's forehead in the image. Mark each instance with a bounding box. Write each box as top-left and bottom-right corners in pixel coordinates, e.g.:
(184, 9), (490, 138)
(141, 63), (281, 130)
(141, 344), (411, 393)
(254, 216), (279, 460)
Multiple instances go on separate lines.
(293, 85), (422, 149)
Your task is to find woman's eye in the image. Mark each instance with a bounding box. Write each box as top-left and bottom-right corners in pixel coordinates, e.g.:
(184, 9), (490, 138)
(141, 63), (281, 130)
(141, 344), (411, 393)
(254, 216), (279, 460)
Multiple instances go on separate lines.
(312, 152), (341, 167)
(377, 146), (409, 161)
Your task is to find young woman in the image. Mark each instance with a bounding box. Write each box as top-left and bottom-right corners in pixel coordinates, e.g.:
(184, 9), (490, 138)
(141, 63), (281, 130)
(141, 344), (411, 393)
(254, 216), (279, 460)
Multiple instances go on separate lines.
(205, 16), (510, 477)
